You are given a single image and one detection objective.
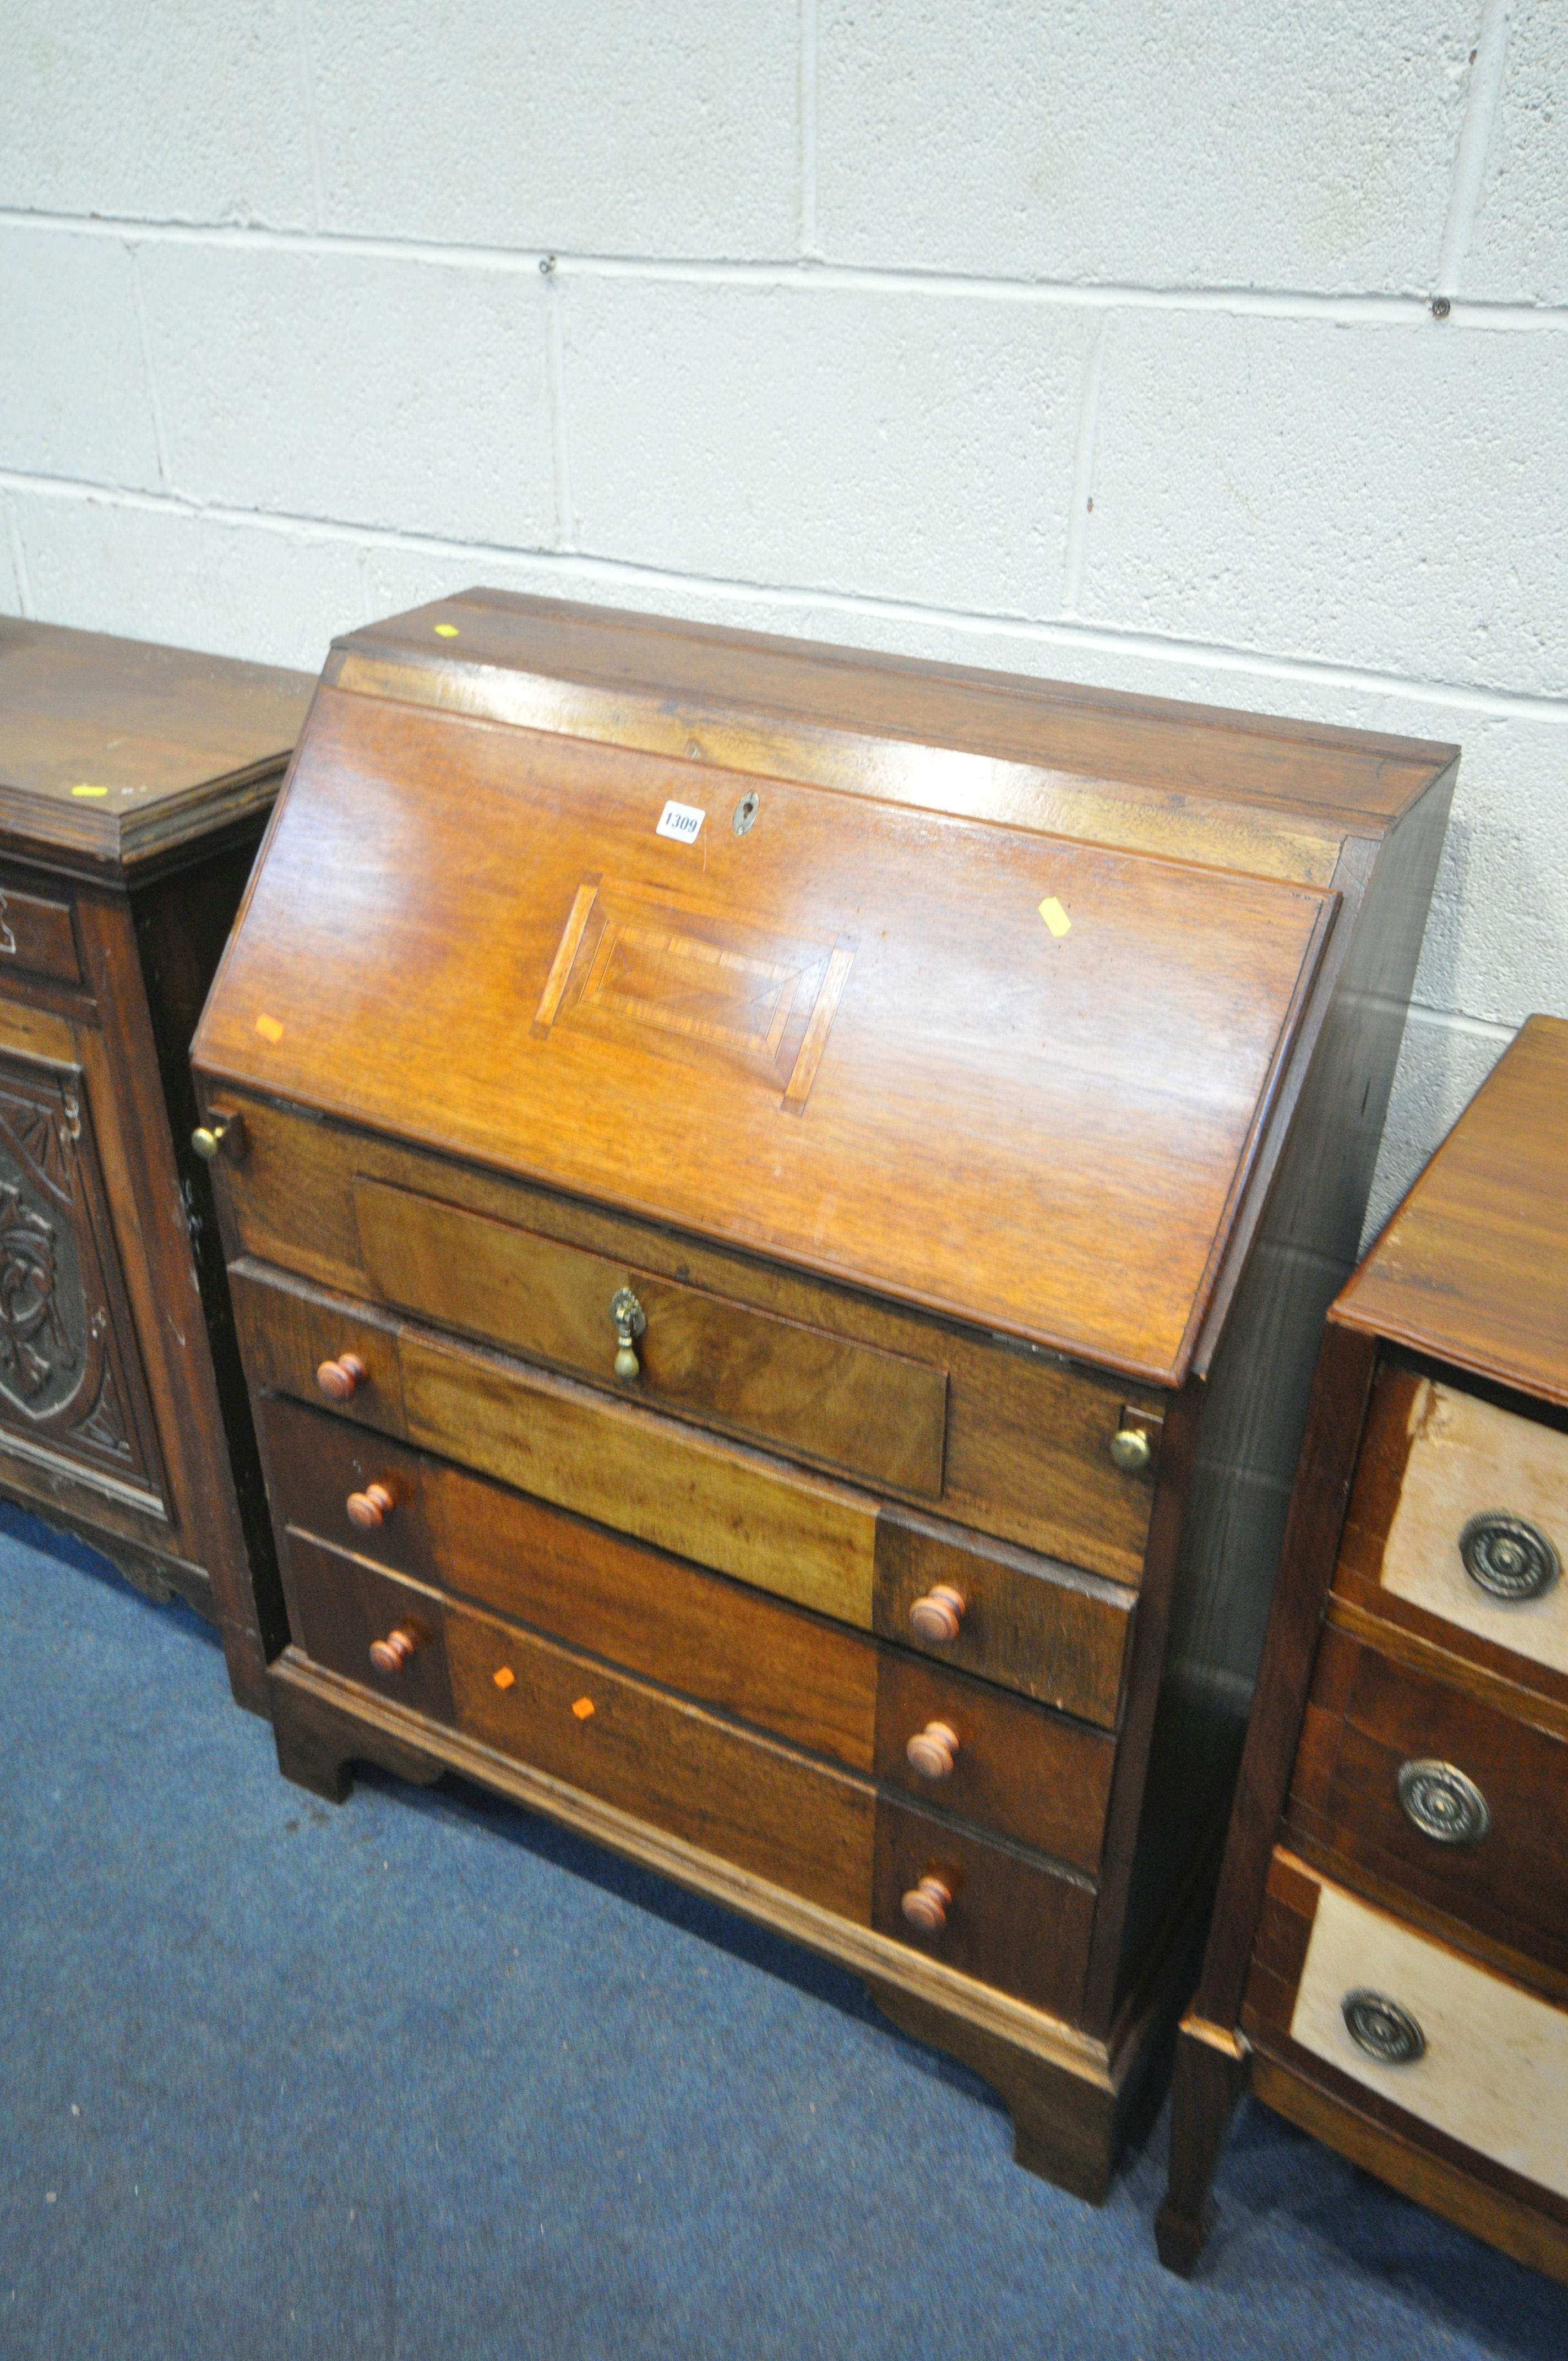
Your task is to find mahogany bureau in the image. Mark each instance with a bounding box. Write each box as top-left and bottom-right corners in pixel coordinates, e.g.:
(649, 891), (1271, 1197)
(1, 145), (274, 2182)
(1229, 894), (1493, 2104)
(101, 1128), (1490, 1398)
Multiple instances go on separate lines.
(0, 619), (312, 1709)
(1158, 1014), (1568, 2283)
(193, 590), (1457, 2196)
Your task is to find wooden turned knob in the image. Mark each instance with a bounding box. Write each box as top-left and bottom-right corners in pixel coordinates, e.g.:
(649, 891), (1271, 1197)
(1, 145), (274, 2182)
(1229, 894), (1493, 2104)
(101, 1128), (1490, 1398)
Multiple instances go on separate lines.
(908, 1584), (965, 1644)
(368, 1625), (422, 1675)
(905, 1720), (960, 1780)
(901, 1874), (952, 1934)
(345, 1482), (395, 1531)
(316, 1352), (368, 1402)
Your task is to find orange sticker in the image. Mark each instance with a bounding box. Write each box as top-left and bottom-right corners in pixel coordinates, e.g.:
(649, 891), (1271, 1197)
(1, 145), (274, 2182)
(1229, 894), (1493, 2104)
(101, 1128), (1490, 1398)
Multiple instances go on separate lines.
(433, 623), (459, 638)
(570, 1696), (595, 1721)
(255, 1013), (285, 1043)
(493, 1666), (515, 1691)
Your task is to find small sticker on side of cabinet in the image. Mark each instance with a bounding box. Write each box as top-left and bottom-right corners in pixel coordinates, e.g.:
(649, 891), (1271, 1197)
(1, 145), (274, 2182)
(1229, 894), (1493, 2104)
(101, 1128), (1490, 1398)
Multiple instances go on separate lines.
(571, 1696), (596, 1721)
(1039, 897), (1071, 938)
(255, 1013), (285, 1044)
(656, 800), (705, 844)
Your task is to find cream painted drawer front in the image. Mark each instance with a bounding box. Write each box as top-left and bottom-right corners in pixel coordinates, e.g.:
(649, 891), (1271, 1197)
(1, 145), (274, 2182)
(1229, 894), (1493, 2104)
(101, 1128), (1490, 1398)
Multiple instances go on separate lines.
(1290, 1879), (1568, 2198)
(1380, 1381), (1568, 1677)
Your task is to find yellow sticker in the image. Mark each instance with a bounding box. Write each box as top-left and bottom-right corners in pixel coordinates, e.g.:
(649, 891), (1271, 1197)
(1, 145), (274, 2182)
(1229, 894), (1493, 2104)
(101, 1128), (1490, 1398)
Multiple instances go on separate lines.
(255, 1012), (285, 1044)
(433, 623), (459, 638)
(570, 1696), (596, 1721)
(1038, 897), (1071, 938)
(70, 783), (109, 798)
(493, 1666), (516, 1691)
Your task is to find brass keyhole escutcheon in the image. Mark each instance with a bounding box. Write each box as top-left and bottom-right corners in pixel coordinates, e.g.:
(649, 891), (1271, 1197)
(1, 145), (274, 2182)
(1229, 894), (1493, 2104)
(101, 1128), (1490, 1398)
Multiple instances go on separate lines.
(610, 1287), (646, 1381)
(732, 790), (760, 836)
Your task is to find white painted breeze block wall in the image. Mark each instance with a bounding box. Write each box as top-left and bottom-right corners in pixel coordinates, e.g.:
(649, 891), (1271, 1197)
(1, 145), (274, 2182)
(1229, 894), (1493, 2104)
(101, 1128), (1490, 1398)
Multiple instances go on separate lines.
(2, 2), (1564, 1232)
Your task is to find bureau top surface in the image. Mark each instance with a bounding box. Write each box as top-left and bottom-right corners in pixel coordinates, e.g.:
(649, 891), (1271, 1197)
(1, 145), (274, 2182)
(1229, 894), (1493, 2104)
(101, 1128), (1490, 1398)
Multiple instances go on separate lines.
(1336, 1014), (1568, 1408)
(195, 601), (1358, 1386)
(0, 618), (314, 872)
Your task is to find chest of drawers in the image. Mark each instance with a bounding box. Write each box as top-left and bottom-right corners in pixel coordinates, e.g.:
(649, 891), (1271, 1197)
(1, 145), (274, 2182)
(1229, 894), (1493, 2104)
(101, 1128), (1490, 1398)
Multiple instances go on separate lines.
(193, 590), (1456, 2196)
(0, 620), (311, 1707)
(1159, 1014), (1568, 2281)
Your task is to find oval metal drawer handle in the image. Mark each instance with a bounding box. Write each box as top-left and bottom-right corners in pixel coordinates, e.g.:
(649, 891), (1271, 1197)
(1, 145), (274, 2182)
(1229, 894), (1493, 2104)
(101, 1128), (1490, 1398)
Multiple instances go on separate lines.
(908, 1584), (965, 1644)
(901, 1873), (952, 1934)
(1459, 1510), (1560, 1602)
(905, 1720), (960, 1780)
(368, 1624), (423, 1676)
(1397, 1758), (1491, 1847)
(609, 1287), (646, 1383)
(346, 1482), (396, 1532)
(317, 1352), (368, 1403)
(1342, 1989), (1426, 2065)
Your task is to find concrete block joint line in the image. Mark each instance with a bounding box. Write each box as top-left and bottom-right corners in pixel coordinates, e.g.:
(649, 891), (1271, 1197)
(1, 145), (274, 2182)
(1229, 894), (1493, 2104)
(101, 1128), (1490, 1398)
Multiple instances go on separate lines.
(1, 0), (1565, 1233)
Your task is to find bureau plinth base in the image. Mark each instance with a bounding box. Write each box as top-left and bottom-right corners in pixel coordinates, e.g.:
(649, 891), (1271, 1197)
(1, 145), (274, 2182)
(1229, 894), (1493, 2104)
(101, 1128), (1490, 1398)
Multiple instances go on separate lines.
(270, 1660), (447, 1803)
(865, 1978), (1124, 2204)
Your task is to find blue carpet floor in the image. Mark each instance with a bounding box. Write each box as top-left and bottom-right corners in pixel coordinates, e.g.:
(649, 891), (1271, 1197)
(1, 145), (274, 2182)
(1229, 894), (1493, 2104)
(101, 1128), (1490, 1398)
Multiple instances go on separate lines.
(3, 1505), (1566, 2360)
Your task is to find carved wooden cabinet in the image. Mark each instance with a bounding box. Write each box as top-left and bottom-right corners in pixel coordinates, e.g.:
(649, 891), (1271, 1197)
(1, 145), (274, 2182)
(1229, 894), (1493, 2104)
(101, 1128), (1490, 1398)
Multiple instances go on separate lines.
(194, 591), (1455, 2196)
(0, 619), (312, 1707)
(1159, 1014), (1568, 2284)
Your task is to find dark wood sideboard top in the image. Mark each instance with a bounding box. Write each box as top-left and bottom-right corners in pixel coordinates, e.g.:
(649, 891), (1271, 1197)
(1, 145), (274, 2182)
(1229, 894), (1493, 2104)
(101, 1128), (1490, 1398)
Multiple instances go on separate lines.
(0, 618), (315, 875)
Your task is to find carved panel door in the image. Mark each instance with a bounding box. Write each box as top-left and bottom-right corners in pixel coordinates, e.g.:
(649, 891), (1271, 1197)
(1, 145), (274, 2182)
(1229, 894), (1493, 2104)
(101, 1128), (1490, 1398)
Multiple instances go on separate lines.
(0, 1046), (163, 1499)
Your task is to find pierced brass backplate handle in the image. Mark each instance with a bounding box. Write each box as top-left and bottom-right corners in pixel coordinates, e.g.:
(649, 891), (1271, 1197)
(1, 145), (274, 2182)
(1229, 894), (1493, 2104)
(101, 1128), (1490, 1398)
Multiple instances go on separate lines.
(610, 1287), (647, 1382)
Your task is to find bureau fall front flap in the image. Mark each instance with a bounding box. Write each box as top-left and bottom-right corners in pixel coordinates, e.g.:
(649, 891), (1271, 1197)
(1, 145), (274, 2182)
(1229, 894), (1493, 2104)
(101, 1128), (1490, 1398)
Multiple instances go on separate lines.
(194, 678), (1337, 1388)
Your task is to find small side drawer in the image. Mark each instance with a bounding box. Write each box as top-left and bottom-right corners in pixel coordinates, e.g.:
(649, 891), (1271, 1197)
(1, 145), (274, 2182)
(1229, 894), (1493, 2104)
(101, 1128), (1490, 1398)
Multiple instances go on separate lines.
(1286, 1624), (1568, 1975)
(1244, 1856), (1568, 2204)
(1339, 1368), (1568, 1687)
(0, 875), (82, 989)
(355, 1175), (948, 1497)
(872, 1793), (1095, 2023)
(261, 1394), (1118, 1872)
(280, 1542), (453, 1729)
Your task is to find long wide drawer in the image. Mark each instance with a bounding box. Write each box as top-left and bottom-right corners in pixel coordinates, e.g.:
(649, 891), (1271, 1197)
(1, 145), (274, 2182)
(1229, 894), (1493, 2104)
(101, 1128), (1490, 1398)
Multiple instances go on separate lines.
(214, 1092), (1164, 1580)
(1284, 1623), (1568, 1977)
(263, 1394), (1117, 1867)
(1244, 1853), (1568, 2206)
(281, 1537), (1097, 2020)
(355, 1174), (949, 1497)
(235, 1261), (1136, 1723)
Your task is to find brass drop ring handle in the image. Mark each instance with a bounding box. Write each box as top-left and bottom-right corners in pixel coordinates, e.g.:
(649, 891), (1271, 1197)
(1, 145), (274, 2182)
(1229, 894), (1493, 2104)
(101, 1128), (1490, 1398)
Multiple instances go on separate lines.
(610, 1287), (646, 1383)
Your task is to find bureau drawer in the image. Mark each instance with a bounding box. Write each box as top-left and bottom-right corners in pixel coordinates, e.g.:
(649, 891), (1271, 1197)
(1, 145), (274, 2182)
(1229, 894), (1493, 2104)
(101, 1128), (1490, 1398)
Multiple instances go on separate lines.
(354, 1176), (948, 1497)
(261, 1394), (1118, 1870)
(1338, 1367), (1568, 1690)
(236, 1261), (1136, 1725)
(1244, 1855), (1568, 2205)
(1286, 1624), (1568, 1976)
(282, 1537), (1097, 2017)
(215, 1094), (1162, 1581)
